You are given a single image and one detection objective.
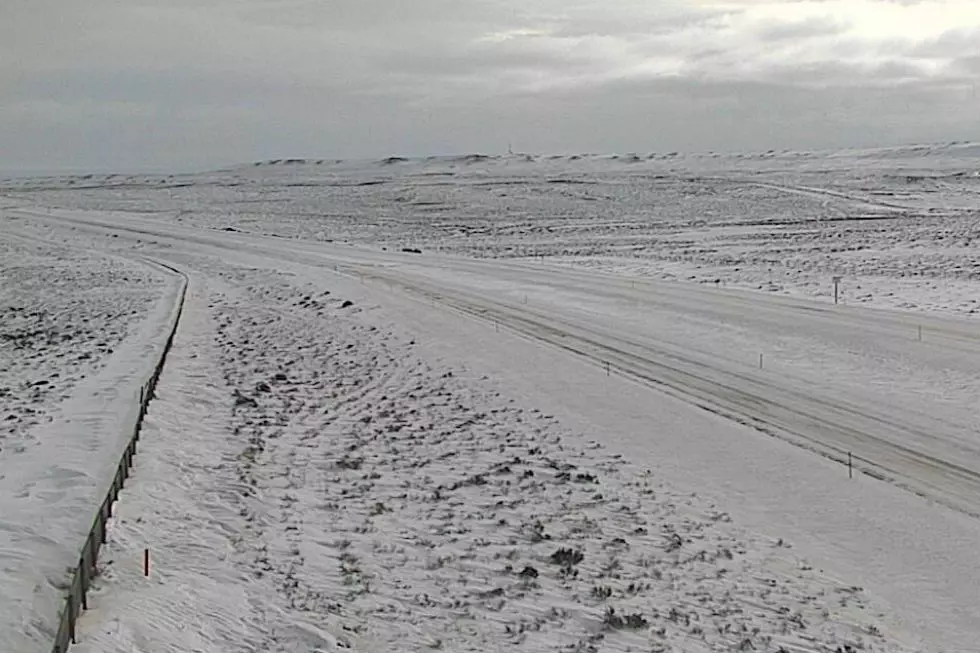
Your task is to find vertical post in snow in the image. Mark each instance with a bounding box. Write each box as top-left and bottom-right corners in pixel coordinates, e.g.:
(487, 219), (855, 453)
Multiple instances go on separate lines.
(69, 594), (76, 644)
(605, 361), (610, 377)
(144, 549), (150, 577)
(848, 452), (853, 479)
(833, 276), (842, 305)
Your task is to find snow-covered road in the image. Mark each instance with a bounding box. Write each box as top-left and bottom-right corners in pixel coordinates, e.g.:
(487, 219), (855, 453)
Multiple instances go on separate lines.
(14, 206), (980, 517)
(6, 204), (980, 651)
(353, 257), (980, 516)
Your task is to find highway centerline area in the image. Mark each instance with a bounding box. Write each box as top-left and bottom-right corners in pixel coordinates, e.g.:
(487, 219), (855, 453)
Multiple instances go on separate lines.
(14, 206), (980, 517)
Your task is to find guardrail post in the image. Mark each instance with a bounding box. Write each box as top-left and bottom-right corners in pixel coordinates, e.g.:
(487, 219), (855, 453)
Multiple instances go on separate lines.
(87, 532), (97, 573)
(100, 500), (109, 543)
(54, 616), (70, 653)
(79, 558), (88, 611)
(67, 594), (76, 644)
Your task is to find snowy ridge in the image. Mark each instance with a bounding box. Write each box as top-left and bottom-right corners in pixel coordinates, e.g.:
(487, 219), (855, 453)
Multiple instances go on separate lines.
(234, 141), (980, 170)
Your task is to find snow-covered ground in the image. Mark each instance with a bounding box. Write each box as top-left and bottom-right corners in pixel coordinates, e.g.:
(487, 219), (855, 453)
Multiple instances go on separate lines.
(71, 259), (922, 653)
(3, 143), (980, 652)
(3, 142), (978, 318)
(0, 227), (183, 652)
(0, 233), (165, 454)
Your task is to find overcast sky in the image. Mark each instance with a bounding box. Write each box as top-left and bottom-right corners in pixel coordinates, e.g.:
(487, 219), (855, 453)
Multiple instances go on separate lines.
(2, 0), (979, 173)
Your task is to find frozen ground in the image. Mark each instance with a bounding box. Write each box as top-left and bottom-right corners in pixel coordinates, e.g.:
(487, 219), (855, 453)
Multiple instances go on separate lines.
(3, 141), (979, 318)
(0, 233), (165, 454)
(71, 259), (920, 653)
(0, 228), (183, 652)
(2, 143), (980, 652)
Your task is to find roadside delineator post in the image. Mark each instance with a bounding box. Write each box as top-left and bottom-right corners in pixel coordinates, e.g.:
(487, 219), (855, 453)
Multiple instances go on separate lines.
(144, 549), (150, 577)
(848, 452), (853, 479)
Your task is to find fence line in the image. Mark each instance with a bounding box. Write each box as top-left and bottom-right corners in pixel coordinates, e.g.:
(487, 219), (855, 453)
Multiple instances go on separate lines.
(50, 265), (187, 653)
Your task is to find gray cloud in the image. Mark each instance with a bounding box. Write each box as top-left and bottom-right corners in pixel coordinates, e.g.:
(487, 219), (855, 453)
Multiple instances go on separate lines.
(954, 55), (980, 75)
(910, 27), (980, 58)
(755, 16), (850, 41)
(761, 59), (937, 87)
(1, 0), (978, 173)
(376, 41), (602, 79)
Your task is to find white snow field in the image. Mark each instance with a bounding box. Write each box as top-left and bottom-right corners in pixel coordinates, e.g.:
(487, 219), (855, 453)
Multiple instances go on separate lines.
(2, 143), (980, 652)
(0, 226), (183, 652)
(0, 233), (166, 454)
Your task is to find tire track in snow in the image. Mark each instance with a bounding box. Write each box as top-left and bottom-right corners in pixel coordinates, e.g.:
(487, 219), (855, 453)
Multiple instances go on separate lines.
(357, 266), (980, 519)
